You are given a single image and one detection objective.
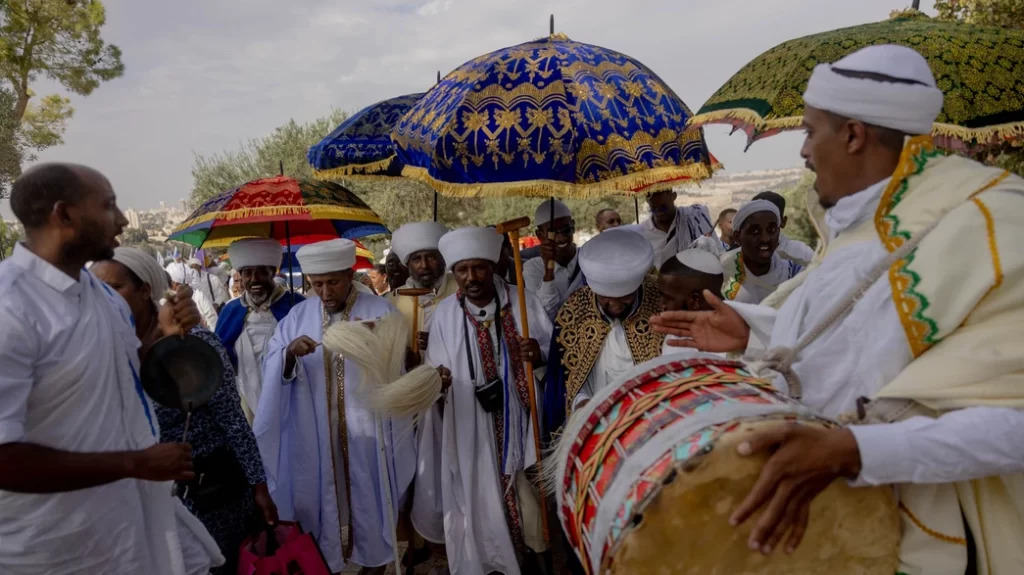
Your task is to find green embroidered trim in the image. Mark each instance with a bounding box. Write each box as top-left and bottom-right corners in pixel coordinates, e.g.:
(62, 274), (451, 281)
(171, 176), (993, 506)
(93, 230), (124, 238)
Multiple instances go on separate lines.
(723, 253), (744, 300)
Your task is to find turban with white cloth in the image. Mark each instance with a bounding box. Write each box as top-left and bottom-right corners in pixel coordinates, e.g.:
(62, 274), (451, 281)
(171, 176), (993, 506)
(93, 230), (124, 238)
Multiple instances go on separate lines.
(732, 199), (781, 233)
(105, 247), (170, 305)
(534, 198), (572, 228)
(438, 227), (504, 269)
(296, 239), (356, 274)
(803, 44), (944, 135)
(675, 248), (723, 276)
(579, 228), (654, 298)
(227, 238), (281, 271)
(391, 221), (448, 265)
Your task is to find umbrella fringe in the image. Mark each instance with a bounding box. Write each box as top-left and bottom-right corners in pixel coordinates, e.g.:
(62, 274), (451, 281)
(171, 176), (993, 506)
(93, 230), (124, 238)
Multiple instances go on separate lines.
(312, 156), (396, 180)
(179, 205), (384, 228)
(932, 121), (1024, 147)
(399, 163), (715, 199)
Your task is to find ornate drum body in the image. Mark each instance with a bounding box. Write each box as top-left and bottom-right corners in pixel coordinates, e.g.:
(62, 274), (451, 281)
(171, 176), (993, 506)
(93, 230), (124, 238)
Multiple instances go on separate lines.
(553, 354), (900, 575)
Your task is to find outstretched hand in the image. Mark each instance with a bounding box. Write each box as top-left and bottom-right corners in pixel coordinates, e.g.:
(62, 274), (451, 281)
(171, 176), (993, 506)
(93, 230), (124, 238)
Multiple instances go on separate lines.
(730, 424), (861, 556)
(649, 290), (750, 353)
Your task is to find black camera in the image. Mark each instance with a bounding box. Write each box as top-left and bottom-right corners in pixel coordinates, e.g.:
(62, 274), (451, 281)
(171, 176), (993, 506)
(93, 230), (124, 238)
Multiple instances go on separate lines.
(475, 375), (504, 413)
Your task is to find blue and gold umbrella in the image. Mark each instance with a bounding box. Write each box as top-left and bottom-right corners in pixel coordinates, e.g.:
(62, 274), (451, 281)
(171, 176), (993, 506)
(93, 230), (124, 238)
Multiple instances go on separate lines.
(308, 92), (425, 180)
(391, 32), (718, 199)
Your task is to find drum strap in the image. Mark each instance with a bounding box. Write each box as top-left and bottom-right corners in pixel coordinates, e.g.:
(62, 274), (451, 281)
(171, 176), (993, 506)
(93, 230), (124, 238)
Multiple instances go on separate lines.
(748, 211), (946, 401)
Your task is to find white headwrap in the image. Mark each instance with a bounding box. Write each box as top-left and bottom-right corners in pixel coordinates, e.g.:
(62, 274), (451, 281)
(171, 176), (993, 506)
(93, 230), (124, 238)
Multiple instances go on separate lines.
(579, 228), (654, 298)
(439, 227), (504, 270)
(186, 257), (202, 267)
(534, 198), (572, 228)
(227, 238), (281, 271)
(391, 221), (448, 265)
(733, 200), (780, 233)
(675, 249), (723, 276)
(166, 262), (186, 285)
(803, 44), (943, 135)
(296, 238), (356, 274)
(108, 247), (171, 304)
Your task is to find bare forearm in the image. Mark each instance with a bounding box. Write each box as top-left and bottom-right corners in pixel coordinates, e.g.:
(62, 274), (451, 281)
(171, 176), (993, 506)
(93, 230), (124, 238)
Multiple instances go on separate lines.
(0, 443), (137, 493)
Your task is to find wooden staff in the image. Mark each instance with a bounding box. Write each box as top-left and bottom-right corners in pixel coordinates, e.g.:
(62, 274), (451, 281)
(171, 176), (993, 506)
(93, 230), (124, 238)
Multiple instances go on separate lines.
(495, 216), (550, 546)
(396, 287), (432, 353)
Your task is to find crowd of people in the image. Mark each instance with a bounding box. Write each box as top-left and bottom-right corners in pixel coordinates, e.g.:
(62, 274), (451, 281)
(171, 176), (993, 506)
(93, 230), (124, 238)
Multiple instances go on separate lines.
(1, 44), (1023, 575)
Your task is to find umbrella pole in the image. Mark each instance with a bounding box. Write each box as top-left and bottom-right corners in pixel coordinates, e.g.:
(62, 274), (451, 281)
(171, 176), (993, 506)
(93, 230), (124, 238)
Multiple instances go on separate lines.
(544, 197), (555, 282)
(285, 221), (295, 305)
(433, 191), (439, 222)
(495, 216), (550, 548)
(634, 195), (640, 224)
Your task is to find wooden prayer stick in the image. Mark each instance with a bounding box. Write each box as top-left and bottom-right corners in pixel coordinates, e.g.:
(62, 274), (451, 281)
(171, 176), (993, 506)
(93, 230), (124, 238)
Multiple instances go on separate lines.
(397, 287), (432, 353)
(495, 216), (550, 546)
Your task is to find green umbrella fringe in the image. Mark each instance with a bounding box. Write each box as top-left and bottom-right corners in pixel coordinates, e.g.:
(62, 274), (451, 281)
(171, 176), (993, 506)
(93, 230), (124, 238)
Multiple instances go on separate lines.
(690, 108), (1024, 147)
(311, 156), (396, 180)
(398, 163), (716, 200)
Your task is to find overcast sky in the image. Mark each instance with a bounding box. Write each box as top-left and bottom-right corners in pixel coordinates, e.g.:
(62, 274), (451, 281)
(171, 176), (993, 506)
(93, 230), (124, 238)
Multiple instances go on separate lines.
(13, 0), (935, 213)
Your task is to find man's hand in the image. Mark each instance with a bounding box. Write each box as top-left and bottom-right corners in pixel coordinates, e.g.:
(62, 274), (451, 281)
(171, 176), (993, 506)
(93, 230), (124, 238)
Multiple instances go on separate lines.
(158, 286), (201, 337)
(518, 337), (543, 367)
(287, 336), (319, 359)
(539, 237), (556, 268)
(730, 425), (861, 556)
(649, 290), (750, 353)
(253, 482), (279, 525)
(437, 365), (452, 392)
(405, 349), (422, 371)
(129, 443), (195, 481)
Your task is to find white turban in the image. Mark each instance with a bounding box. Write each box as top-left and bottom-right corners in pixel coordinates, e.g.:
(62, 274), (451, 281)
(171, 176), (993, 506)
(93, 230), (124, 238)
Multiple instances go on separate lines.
(534, 198), (572, 228)
(107, 247), (170, 304)
(803, 44), (943, 135)
(227, 238), (281, 271)
(165, 262), (186, 285)
(186, 257), (201, 267)
(296, 239), (356, 274)
(439, 227), (504, 270)
(733, 200), (780, 233)
(675, 249), (723, 276)
(579, 228), (654, 298)
(391, 221), (448, 265)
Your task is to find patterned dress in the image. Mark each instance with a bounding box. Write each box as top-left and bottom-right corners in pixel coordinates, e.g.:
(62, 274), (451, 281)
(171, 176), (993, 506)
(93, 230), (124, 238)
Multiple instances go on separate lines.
(155, 327), (267, 575)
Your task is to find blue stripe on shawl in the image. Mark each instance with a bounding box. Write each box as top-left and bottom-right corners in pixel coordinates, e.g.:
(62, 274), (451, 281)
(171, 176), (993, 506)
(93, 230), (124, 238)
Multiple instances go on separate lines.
(215, 294), (304, 366)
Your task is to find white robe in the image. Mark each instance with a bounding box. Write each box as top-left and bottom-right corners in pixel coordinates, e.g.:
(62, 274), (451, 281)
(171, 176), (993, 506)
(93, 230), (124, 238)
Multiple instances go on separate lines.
(234, 307), (277, 420)
(254, 294), (415, 573)
(522, 251), (584, 319)
(731, 179), (1024, 487)
(722, 249), (802, 304)
(0, 247), (221, 575)
(571, 323), (635, 409)
(413, 286), (553, 575)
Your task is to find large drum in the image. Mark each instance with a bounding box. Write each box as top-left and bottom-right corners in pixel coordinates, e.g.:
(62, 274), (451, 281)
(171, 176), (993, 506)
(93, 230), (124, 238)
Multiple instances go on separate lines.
(552, 354), (900, 575)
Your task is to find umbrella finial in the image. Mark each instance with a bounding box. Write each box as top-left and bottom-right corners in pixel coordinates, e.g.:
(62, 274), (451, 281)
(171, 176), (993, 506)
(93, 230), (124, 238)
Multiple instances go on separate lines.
(437, 70), (441, 84)
(911, 0), (920, 9)
(549, 14), (554, 35)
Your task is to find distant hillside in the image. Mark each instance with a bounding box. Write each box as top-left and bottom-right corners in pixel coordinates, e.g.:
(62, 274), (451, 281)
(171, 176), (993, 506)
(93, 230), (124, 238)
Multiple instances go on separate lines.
(674, 167), (805, 219)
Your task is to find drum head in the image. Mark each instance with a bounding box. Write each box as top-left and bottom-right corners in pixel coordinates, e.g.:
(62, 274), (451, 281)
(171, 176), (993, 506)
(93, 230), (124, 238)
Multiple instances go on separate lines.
(141, 334), (224, 411)
(608, 419), (900, 575)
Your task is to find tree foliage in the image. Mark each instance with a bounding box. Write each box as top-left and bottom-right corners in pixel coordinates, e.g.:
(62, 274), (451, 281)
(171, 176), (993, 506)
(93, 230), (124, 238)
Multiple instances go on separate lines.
(189, 111), (641, 255)
(120, 227), (149, 246)
(779, 171), (820, 249)
(0, 0), (123, 148)
(0, 87), (25, 197)
(0, 219), (22, 258)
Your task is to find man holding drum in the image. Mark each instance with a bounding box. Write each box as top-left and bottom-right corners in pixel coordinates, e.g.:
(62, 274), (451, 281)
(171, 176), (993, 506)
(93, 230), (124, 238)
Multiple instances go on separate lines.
(652, 44), (1024, 574)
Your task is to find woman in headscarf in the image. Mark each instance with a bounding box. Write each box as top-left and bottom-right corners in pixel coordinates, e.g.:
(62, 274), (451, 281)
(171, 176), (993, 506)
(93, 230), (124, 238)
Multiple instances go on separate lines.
(90, 247), (278, 575)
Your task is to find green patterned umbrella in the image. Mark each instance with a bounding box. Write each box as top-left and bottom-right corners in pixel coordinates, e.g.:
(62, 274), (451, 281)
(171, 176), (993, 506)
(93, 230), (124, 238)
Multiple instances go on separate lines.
(690, 10), (1024, 152)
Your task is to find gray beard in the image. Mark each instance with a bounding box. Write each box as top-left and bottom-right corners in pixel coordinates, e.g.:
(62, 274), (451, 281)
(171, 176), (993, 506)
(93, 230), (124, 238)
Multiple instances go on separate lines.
(412, 277), (439, 291)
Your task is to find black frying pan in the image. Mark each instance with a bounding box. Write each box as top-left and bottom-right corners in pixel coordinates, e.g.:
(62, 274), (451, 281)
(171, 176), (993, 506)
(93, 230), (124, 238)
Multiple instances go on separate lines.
(141, 333), (225, 440)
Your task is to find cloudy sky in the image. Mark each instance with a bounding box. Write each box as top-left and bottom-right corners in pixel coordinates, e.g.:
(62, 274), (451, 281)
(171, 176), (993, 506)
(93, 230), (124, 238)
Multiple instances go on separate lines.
(18, 0), (935, 212)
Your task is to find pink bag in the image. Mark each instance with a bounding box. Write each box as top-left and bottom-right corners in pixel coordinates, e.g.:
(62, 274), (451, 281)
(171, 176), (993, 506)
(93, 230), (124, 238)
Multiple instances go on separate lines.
(237, 522), (331, 575)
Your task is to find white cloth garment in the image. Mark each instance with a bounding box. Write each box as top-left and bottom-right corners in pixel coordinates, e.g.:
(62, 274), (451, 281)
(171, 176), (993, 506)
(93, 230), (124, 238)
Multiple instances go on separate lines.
(165, 260), (195, 287)
(687, 235), (728, 258)
(578, 228), (654, 298)
(0, 245), (221, 575)
(254, 293), (415, 573)
(622, 204), (714, 266)
(803, 44), (944, 135)
(438, 227), (504, 270)
(413, 286), (553, 575)
(522, 250), (584, 319)
(722, 249), (802, 305)
(391, 222), (448, 265)
(776, 233), (816, 266)
(571, 321), (635, 409)
(227, 238), (281, 270)
(296, 239), (356, 274)
(192, 288), (219, 330)
(234, 292), (279, 419)
(676, 248), (723, 275)
(729, 179), (1024, 487)
(388, 272), (459, 335)
(193, 270), (230, 307)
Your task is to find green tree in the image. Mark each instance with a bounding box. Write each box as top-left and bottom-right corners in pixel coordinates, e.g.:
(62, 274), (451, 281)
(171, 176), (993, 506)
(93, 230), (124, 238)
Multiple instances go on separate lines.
(0, 219), (22, 258)
(0, 86), (25, 197)
(779, 170), (820, 249)
(0, 0), (124, 149)
(120, 227), (148, 246)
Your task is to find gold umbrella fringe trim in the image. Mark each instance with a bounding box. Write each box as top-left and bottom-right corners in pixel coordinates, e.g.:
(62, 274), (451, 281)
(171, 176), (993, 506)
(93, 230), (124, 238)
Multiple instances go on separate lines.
(399, 163), (715, 199)
(311, 156), (396, 180)
(178, 205), (385, 228)
(689, 108), (1024, 147)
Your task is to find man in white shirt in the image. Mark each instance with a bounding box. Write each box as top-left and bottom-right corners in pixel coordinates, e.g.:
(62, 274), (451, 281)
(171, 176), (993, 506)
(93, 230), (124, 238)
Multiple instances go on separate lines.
(543, 228), (665, 431)
(188, 257), (230, 311)
(167, 263), (218, 330)
(0, 163), (221, 575)
(165, 254), (196, 290)
(720, 200), (803, 304)
(623, 189), (714, 266)
(651, 45), (1024, 574)
(752, 191), (817, 266)
(522, 198), (584, 319)
(215, 238), (304, 424)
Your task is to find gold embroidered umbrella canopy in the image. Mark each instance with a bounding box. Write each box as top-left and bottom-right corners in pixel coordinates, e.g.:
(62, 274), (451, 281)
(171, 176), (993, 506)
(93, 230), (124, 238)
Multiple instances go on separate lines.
(690, 9), (1024, 152)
